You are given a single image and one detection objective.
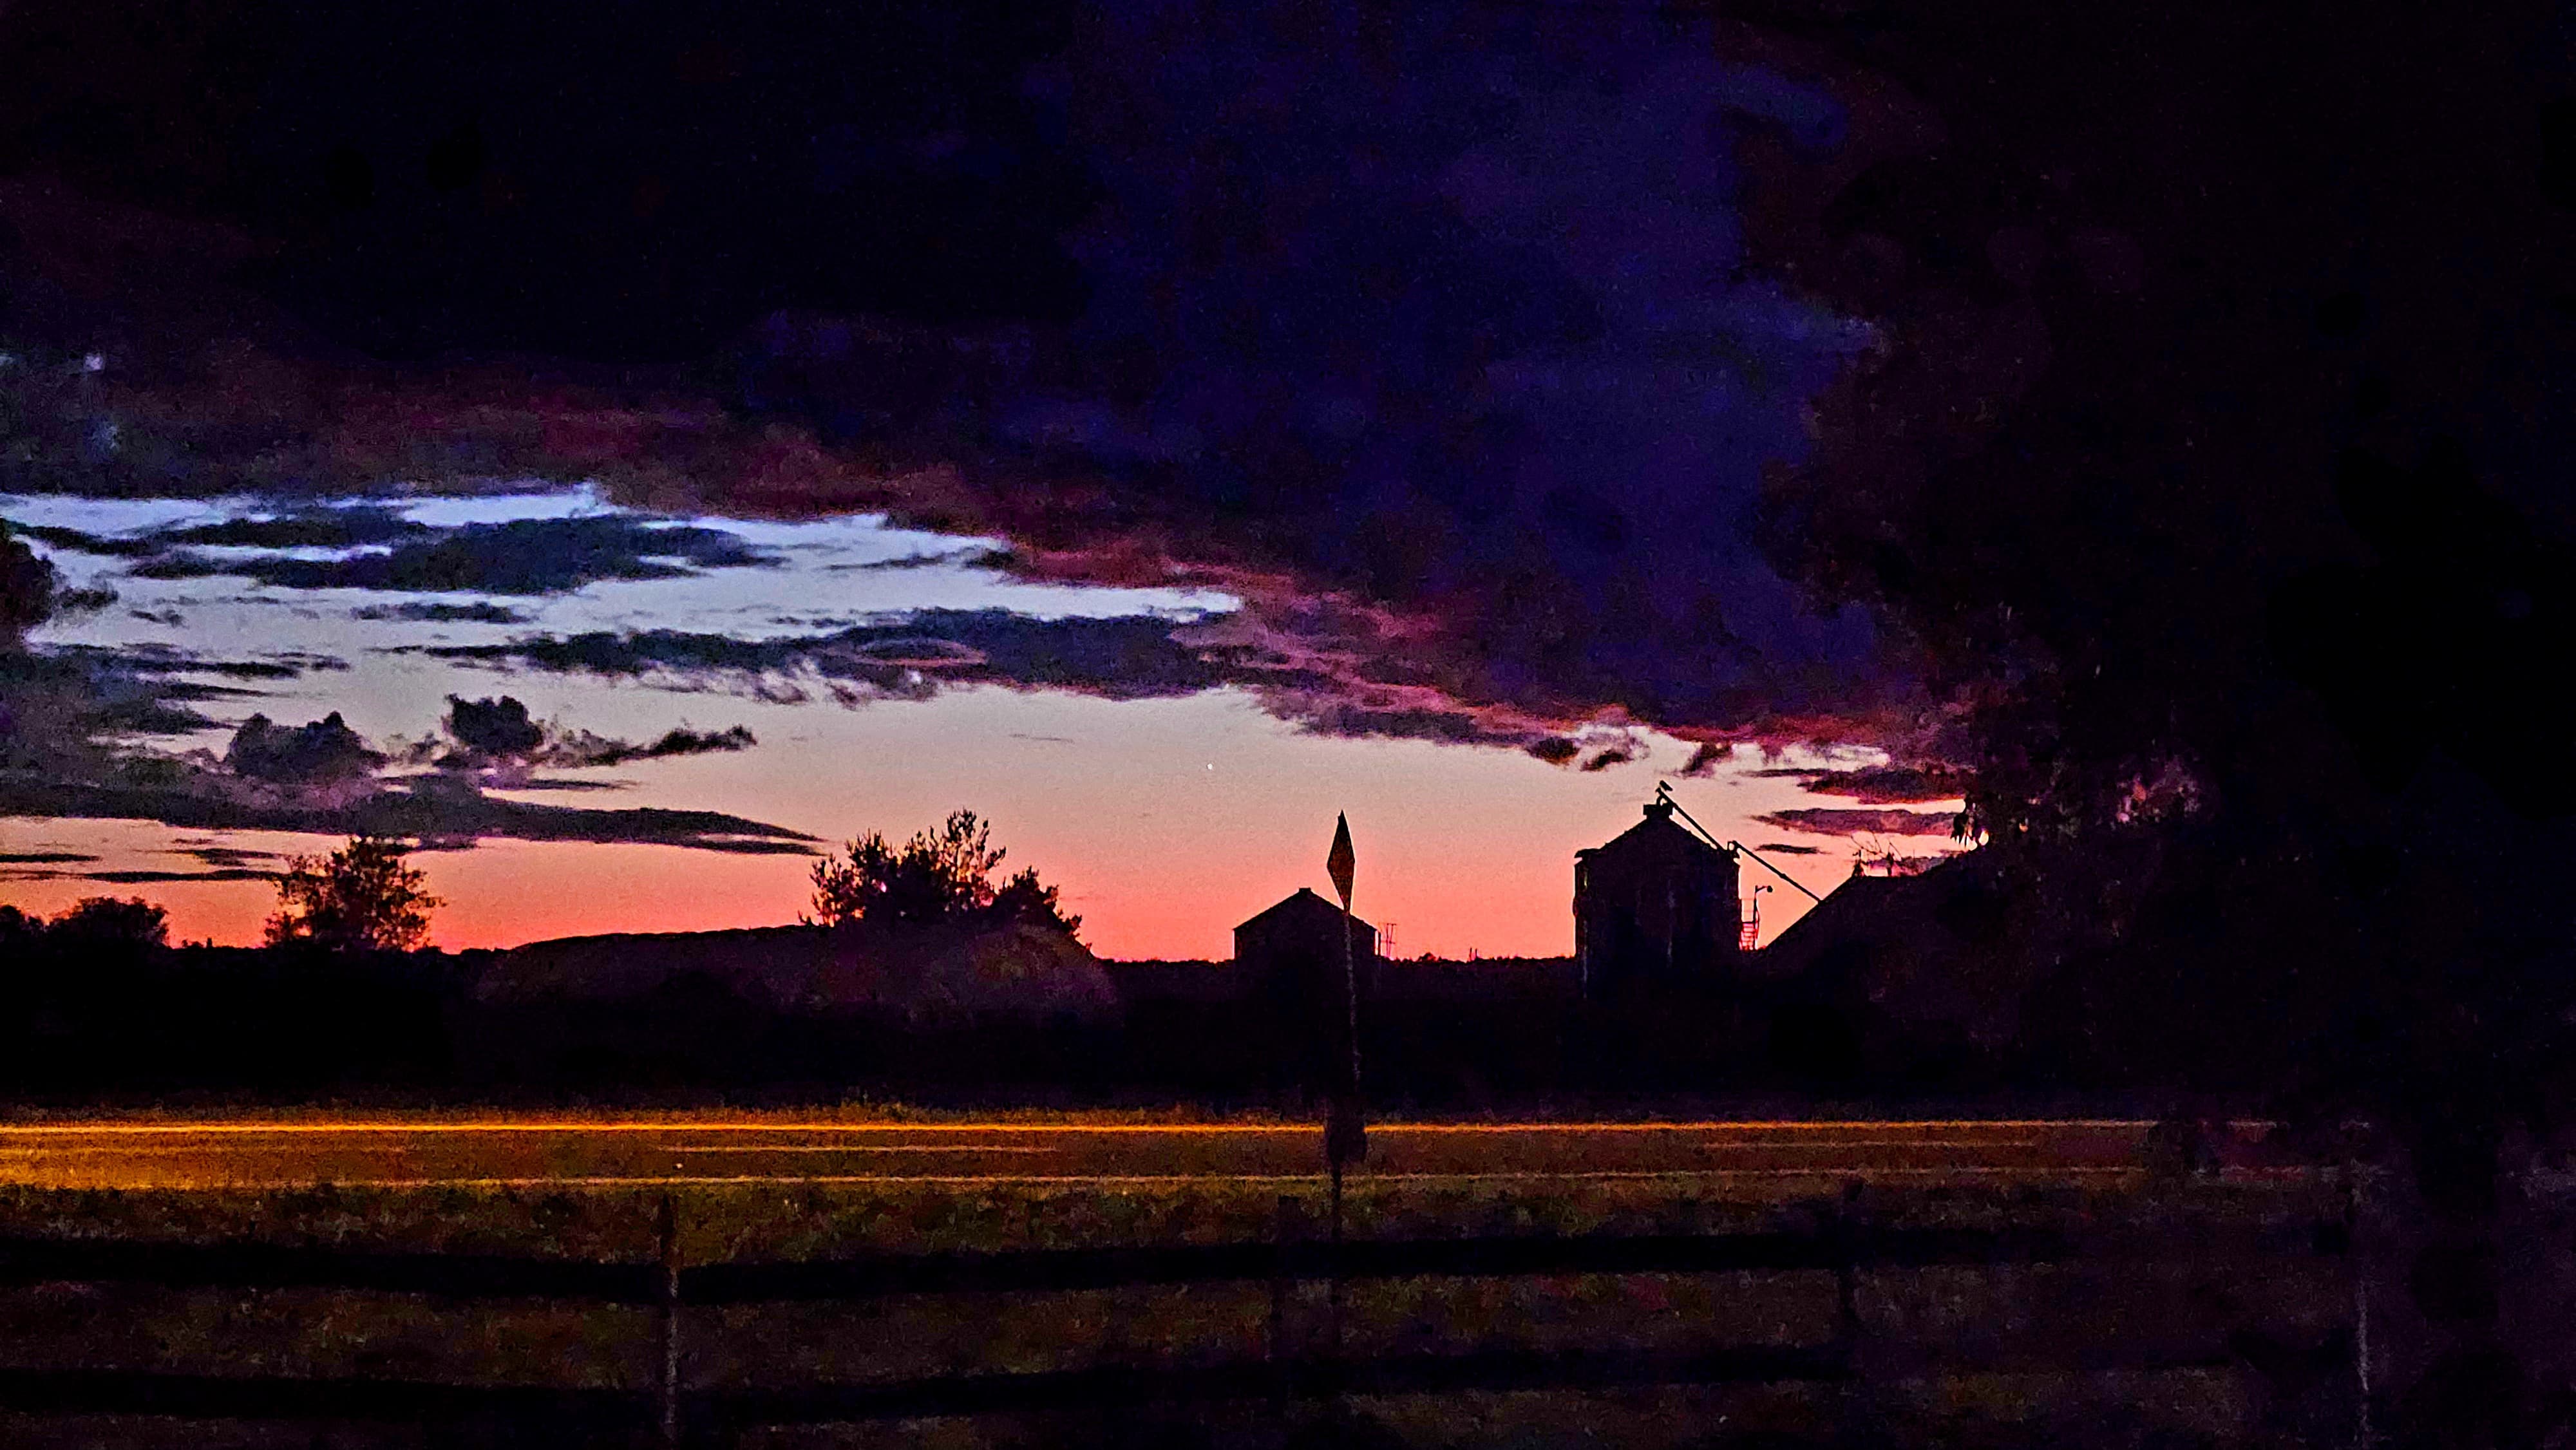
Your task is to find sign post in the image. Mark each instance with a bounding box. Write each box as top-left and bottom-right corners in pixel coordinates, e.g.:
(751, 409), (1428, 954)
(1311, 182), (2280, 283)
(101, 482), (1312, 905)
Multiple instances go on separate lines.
(1324, 813), (1365, 1171)
(1322, 812), (1365, 1377)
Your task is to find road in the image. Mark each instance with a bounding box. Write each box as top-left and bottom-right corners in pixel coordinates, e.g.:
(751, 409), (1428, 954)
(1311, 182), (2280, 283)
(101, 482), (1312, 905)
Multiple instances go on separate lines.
(0, 1118), (2286, 1190)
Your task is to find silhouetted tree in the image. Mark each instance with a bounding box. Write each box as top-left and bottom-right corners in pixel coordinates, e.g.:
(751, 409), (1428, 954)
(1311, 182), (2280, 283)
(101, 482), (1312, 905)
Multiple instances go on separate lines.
(43, 896), (169, 951)
(810, 809), (1001, 925)
(265, 836), (441, 952)
(808, 831), (900, 926)
(989, 865), (1082, 936)
(1719, 2), (2576, 1185)
(808, 810), (1078, 936)
(1726, 5), (2576, 1429)
(0, 903), (44, 952)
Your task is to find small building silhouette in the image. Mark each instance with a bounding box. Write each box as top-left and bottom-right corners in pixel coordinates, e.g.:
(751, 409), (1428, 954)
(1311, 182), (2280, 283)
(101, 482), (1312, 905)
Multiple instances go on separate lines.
(1573, 798), (1741, 998)
(1748, 850), (2026, 1054)
(1234, 888), (1378, 1088)
(1235, 887), (1377, 966)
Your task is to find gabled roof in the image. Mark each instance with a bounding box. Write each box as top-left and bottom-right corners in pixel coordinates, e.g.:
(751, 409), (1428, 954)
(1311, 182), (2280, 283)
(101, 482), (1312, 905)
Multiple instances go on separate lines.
(1750, 852), (2003, 985)
(1234, 886), (1376, 938)
(1743, 851), (2035, 1047)
(1578, 802), (1732, 865)
(1752, 874), (1913, 975)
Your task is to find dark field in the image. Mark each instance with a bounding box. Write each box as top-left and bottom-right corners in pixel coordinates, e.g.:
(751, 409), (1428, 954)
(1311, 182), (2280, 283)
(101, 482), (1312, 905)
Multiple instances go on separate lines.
(0, 1117), (2383, 1449)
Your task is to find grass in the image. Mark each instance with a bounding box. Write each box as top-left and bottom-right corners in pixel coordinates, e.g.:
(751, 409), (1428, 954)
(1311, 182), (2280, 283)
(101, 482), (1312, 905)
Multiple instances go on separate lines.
(0, 1173), (2351, 1449)
(0, 1171), (2342, 1263)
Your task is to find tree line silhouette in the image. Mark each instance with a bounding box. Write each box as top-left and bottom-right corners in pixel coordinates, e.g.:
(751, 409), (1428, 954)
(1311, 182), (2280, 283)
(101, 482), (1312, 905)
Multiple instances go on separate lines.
(0, 822), (2386, 1112)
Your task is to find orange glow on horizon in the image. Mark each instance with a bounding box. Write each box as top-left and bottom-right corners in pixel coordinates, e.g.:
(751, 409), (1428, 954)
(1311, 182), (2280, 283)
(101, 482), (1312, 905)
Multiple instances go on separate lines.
(4, 695), (1952, 958)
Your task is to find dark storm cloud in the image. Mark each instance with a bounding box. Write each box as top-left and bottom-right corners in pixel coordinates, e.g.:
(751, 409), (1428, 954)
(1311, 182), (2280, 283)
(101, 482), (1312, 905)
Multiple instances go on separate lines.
(547, 725), (757, 767)
(148, 506), (424, 550)
(1, 646), (804, 852)
(0, 851), (98, 865)
(443, 695), (545, 757)
(417, 607), (1604, 750)
(831, 548), (1008, 572)
(1680, 742), (1732, 777)
(352, 601), (532, 624)
(422, 609), (1233, 702)
(9, 497), (723, 611)
(130, 516), (775, 595)
(71, 644), (346, 686)
(1748, 765), (1969, 804)
(964, 4), (1889, 734)
(87, 696), (223, 735)
(172, 843), (278, 869)
(428, 693), (759, 769)
(57, 867), (277, 883)
(1752, 807), (1963, 837)
(603, 1), (1908, 744)
(0, 771), (816, 854)
(0, 644), (348, 753)
(0, 2), (1916, 751)
(223, 711), (383, 785)
(9, 523), (158, 558)
(1, 645), (265, 755)
(193, 654), (350, 680)
(1753, 842), (1826, 855)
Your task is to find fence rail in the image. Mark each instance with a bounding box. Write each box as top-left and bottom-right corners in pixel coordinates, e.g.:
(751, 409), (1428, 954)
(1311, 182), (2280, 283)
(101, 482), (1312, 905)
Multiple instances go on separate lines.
(0, 1236), (665, 1302)
(0, 1220), (2349, 1304)
(0, 1200), (2361, 1444)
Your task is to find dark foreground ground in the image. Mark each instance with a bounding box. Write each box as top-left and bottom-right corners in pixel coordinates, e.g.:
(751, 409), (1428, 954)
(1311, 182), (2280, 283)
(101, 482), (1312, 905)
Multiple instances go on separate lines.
(0, 1116), (2398, 1450)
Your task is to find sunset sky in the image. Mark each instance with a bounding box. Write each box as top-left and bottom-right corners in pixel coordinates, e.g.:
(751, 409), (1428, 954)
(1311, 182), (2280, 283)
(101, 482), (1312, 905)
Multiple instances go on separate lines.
(1, 484), (1956, 957)
(0, 0), (1983, 957)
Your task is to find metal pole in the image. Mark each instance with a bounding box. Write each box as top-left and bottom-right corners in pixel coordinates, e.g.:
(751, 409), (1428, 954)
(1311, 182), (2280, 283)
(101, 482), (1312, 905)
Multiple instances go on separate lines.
(1656, 782), (1821, 903)
(658, 1192), (682, 1449)
(1321, 910), (1369, 1191)
(1326, 903), (1365, 1380)
(1271, 1193), (1298, 1410)
(1341, 907), (1363, 1113)
(1328, 1158), (1346, 1376)
(1727, 840), (1825, 903)
(2350, 1167), (2373, 1449)
(1321, 813), (1365, 1405)
(1833, 1180), (1868, 1442)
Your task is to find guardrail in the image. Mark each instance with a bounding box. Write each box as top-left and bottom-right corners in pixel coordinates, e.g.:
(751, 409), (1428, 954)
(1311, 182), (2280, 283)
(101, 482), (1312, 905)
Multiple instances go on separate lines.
(0, 1191), (2363, 1446)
